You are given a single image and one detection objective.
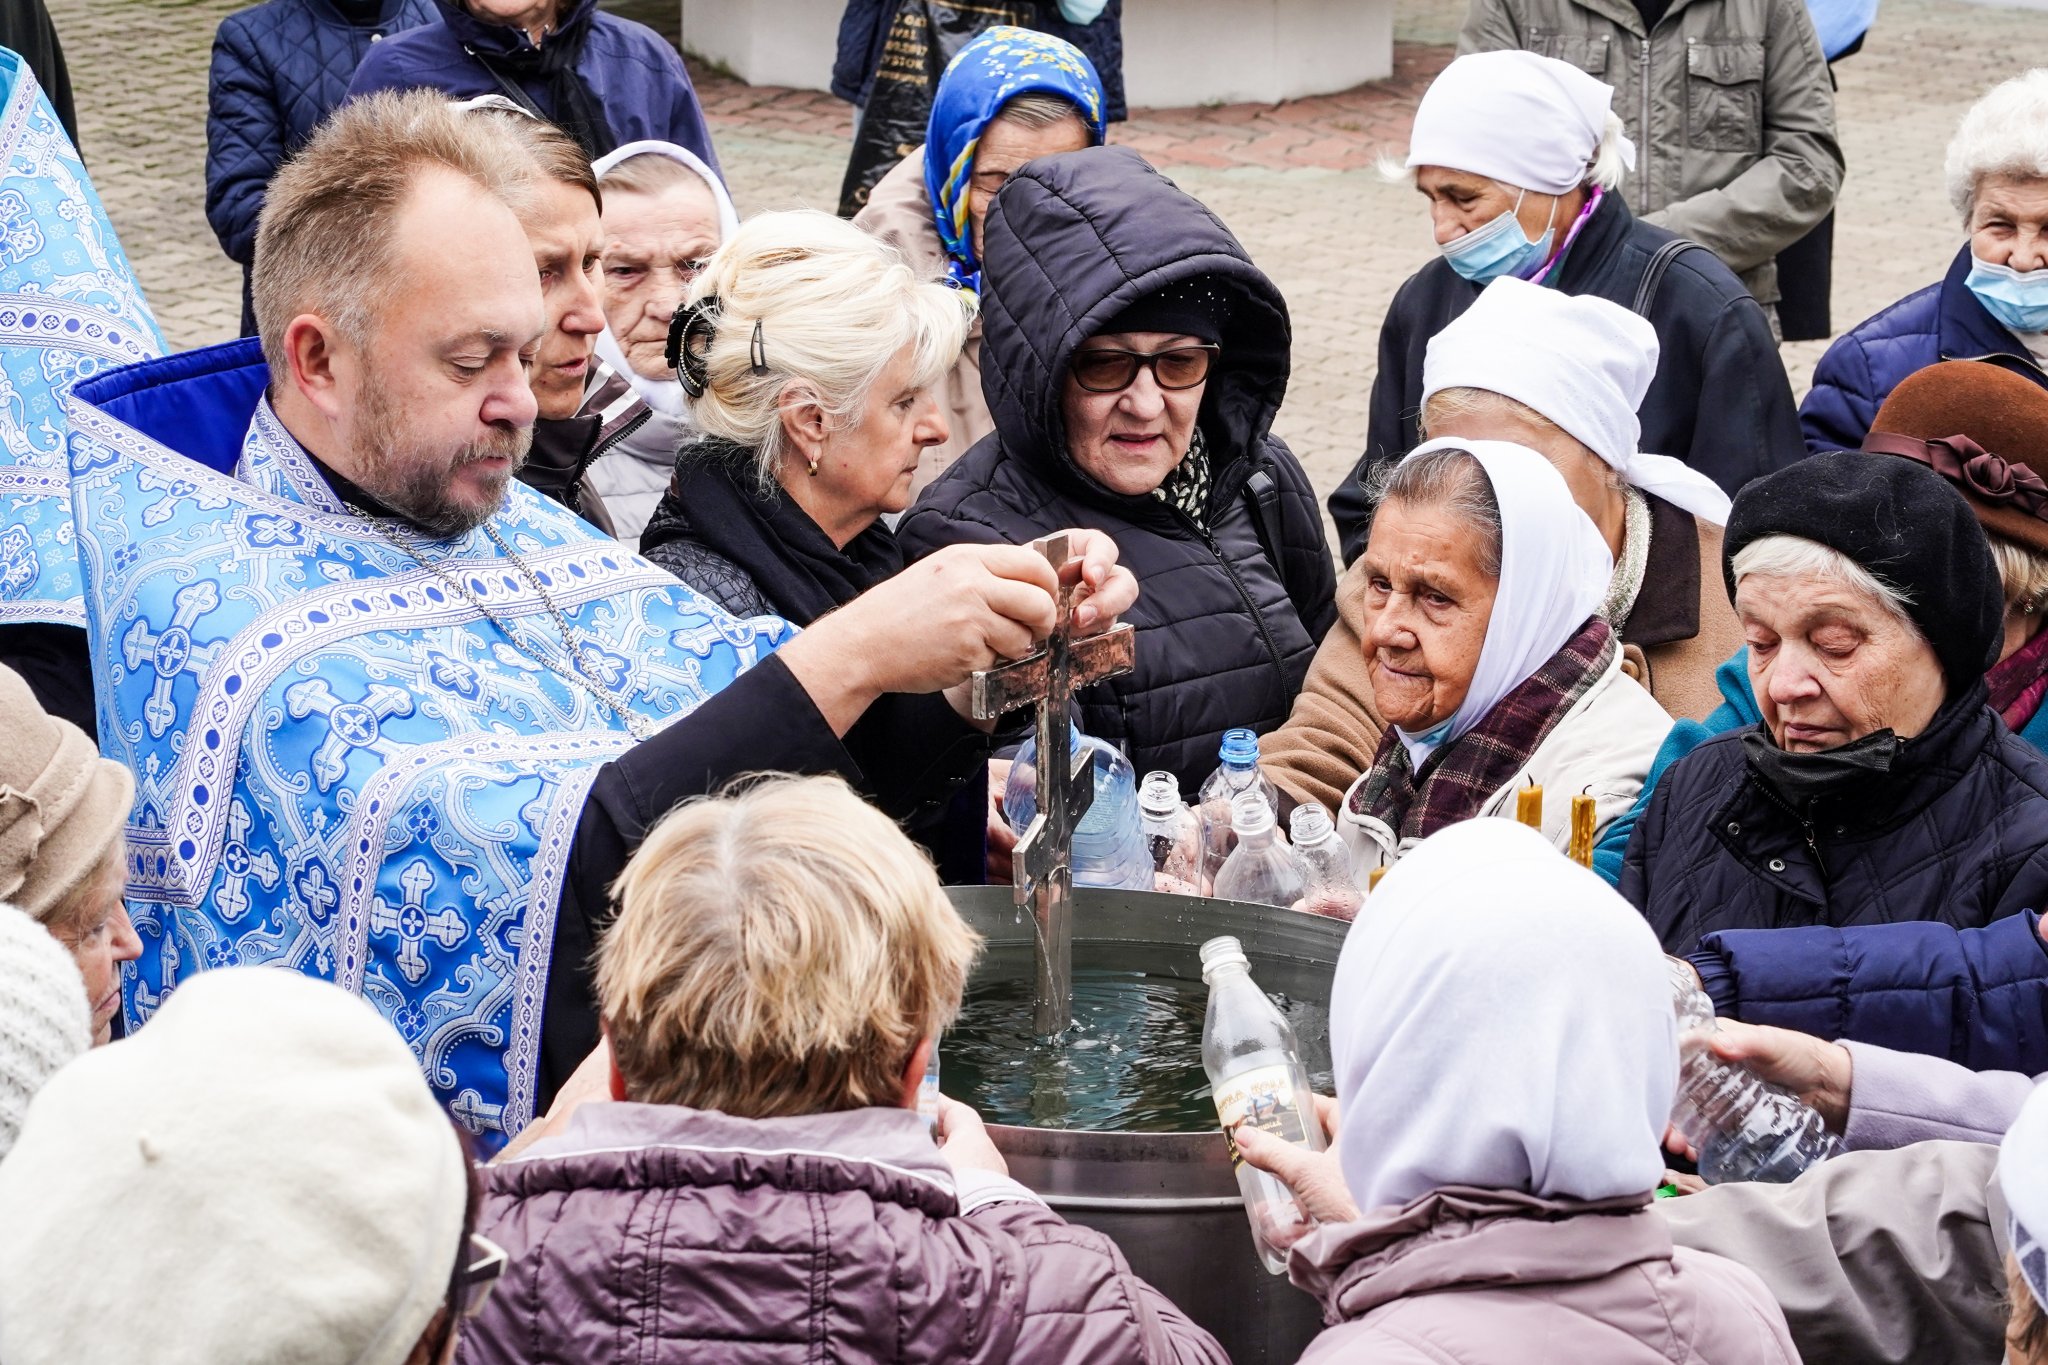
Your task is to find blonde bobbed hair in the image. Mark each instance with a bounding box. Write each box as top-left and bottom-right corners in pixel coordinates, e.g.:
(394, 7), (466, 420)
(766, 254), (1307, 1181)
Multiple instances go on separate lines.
(684, 210), (974, 488)
(598, 775), (982, 1118)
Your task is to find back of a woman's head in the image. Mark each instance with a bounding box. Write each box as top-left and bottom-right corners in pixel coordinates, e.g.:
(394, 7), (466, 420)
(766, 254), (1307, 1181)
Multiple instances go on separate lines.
(599, 775), (981, 1118)
(1332, 820), (1676, 1215)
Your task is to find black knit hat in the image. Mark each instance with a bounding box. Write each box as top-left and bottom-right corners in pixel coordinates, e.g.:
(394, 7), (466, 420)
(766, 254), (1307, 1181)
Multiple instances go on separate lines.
(1723, 451), (2005, 691)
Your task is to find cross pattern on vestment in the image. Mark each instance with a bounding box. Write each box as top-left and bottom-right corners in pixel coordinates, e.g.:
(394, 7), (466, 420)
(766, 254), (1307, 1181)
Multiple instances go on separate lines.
(121, 580), (223, 739)
(213, 798), (281, 924)
(0, 524), (37, 597)
(283, 678), (417, 794)
(369, 858), (468, 985)
(971, 534), (1136, 1036)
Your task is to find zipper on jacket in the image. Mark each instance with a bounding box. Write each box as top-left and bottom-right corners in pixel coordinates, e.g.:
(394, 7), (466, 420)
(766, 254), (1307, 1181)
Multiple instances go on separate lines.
(575, 405), (653, 485)
(1751, 777), (1830, 882)
(1640, 35), (1653, 200)
(1170, 506), (1290, 709)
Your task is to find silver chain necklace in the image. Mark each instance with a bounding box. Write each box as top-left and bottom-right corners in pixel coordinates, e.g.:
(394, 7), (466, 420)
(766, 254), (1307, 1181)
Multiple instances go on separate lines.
(350, 508), (657, 742)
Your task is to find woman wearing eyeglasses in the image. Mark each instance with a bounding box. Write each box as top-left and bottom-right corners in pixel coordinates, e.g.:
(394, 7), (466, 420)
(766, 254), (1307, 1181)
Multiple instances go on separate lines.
(899, 144), (1338, 798)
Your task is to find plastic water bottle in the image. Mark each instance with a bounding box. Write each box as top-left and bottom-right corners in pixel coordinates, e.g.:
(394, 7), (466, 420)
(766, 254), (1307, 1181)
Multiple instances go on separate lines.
(1288, 805), (1362, 921)
(1004, 727), (1151, 890)
(1200, 935), (1325, 1274)
(1667, 959), (1838, 1184)
(1213, 791), (1307, 909)
(917, 1044), (942, 1132)
(1140, 770), (1201, 895)
(1197, 729), (1278, 894)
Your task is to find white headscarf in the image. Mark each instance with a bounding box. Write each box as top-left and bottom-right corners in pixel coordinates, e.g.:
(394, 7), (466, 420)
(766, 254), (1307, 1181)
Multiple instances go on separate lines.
(1389, 438), (1613, 769)
(1406, 50), (1635, 196)
(1333, 818), (1677, 1214)
(2002, 1080), (2048, 1317)
(1423, 277), (1733, 526)
(589, 140), (740, 420)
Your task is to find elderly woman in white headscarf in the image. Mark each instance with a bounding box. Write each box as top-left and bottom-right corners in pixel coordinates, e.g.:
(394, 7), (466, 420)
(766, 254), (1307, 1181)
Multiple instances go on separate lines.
(584, 140), (741, 547)
(1267, 279), (1742, 813)
(1325, 439), (1671, 871)
(1237, 820), (1798, 1364)
(1325, 49), (1802, 566)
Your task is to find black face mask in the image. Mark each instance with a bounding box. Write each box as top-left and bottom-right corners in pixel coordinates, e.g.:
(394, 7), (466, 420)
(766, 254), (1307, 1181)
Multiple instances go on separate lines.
(1741, 726), (1902, 817)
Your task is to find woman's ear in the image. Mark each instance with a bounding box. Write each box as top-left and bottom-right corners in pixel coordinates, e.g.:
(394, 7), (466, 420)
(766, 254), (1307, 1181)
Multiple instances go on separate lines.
(897, 1037), (934, 1111)
(777, 385), (830, 462)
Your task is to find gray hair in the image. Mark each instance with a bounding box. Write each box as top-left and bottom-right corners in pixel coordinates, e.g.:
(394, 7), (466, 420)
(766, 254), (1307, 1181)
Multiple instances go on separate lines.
(1365, 445), (1504, 579)
(993, 90), (1089, 132)
(1946, 69), (2048, 224)
(1730, 535), (1919, 632)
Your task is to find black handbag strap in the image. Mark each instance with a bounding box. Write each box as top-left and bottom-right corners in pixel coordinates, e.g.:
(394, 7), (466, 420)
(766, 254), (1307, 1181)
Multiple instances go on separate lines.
(1244, 465), (1286, 586)
(1633, 238), (1707, 317)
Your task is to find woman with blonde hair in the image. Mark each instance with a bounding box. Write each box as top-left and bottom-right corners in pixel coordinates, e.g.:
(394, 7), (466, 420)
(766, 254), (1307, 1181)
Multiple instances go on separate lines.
(463, 775), (1225, 1365)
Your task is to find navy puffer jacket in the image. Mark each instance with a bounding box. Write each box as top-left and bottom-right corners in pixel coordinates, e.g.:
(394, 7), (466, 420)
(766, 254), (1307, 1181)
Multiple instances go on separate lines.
(1799, 245), (2048, 455)
(898, 146), (1336, 797)
(1620, 688), (2048, 956)
(206, 0), (434, 331)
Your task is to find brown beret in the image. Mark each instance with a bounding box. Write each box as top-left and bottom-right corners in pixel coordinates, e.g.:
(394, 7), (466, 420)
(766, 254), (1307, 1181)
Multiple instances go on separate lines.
(1865, 361), (2048, 556)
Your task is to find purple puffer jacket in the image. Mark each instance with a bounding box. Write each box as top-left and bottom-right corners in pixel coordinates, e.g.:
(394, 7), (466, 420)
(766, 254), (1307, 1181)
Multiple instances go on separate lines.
(1291, 1186), (1798, 1365)
(460, 1102), (1227, 1365)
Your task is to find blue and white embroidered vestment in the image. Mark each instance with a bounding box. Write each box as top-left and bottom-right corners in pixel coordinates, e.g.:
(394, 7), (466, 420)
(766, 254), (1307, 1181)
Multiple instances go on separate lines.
(0, 47), (163, 626)
(67, 341), (794, 1145)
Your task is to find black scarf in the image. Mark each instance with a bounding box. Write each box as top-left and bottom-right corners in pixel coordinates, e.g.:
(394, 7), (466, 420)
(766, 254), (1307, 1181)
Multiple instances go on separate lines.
(661, 437), (903, 625)
(437, 0), (617, 158)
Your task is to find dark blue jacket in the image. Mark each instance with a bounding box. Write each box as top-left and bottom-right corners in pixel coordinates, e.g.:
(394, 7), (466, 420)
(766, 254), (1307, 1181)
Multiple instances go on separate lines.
(206, 0), (434, 332)
(831, 0), (1127, 121)
(346, 0), (716, 166)
(1691, 910), (2048, 1073)
(1800, 245), (2048, 455)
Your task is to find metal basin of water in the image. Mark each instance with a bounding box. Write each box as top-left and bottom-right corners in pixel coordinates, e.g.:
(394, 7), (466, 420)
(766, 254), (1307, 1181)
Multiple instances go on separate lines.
(946, 886), (1347, 1365)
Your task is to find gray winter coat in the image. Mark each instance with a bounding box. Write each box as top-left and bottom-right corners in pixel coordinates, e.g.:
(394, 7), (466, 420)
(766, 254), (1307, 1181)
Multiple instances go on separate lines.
(1459, 0), (1843, 306)
(460, 1102), (1227, 1365)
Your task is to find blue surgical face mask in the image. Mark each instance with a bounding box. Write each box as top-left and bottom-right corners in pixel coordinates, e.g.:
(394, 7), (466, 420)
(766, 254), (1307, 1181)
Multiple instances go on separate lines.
(1967, 254), (2048, 335)
(1438, 188), (1558, 284)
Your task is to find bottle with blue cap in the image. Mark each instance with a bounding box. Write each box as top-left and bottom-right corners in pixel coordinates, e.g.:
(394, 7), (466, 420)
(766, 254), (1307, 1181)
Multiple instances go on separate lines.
(1196, 729), (1279, 895)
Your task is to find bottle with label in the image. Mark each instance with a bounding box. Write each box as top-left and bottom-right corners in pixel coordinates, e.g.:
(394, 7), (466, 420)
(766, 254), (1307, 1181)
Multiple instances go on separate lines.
(1197, 729), (1279, 894)
(1288, 804), (1362, 921)
(1666, 958), (1838, 1184)
(1004, 726), (1151, 890)
(1213, 791), (1308, 909)
(1139, 770), (1201, 895)
(1200, 935), (1325, 1274)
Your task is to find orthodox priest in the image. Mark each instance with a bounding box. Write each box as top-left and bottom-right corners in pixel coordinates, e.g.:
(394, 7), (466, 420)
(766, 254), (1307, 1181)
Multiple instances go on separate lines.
(63, 92), (1134, 1148)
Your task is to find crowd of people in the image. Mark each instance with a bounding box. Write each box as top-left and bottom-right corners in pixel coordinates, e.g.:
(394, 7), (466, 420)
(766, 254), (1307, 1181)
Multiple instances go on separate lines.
(2, 0), (2048, 1358)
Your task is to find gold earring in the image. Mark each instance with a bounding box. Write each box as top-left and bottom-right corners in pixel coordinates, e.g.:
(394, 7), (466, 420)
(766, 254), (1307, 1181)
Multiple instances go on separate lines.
(807, 455), (820, 477)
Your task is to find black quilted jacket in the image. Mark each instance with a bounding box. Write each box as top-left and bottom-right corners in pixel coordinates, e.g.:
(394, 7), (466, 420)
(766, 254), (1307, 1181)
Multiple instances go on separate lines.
(1620, 688), (2048, 954)
(897, 146), (1336, 797)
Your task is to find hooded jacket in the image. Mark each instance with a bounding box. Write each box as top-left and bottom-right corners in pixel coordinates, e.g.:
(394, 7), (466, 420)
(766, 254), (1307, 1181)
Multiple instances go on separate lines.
(897, 146), (1337, 795)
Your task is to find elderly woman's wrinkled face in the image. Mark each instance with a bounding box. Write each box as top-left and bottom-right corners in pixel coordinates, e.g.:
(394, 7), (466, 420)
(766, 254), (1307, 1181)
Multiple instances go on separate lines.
(1061, 331), (1207, 497)
(969, 110), (1091, 261)
(601, 178), (724, 383)
(1738, 572), (1947, 753)
(1414, 167), (1561, 250)
(784, 342), (948, 533)
(1970, 173), (2048, 272)
(50, 852), (141, 1047)
(1360, 497), (1499, 733)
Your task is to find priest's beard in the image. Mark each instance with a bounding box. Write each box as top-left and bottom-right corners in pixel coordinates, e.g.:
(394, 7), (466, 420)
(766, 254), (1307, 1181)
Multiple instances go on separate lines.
(347, 370), (532, 539)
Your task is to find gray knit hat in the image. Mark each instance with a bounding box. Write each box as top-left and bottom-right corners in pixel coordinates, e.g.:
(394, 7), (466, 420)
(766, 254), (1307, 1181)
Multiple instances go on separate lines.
(0, 902), (90, 1158)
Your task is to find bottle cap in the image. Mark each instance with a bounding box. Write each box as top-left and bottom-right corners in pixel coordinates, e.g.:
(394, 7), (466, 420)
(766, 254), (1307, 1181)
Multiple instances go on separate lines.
(1228, 788), (1273, 837)
(1199, 934), (1249, 984)
(1288, 804), (1333, 844)
(1138, 770), (1182, 818)
(1218, 728), (1259, 768)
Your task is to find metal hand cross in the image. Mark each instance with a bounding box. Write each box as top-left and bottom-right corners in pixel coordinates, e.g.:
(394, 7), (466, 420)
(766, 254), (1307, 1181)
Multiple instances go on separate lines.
(971, 535), (1136, 1035)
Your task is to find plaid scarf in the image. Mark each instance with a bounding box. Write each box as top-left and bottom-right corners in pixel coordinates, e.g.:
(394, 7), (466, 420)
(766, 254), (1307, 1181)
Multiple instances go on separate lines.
(1349, 617), (1616, 840)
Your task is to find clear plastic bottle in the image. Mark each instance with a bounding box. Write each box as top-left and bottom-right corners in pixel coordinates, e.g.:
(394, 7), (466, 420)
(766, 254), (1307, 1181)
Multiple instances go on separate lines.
(1213, 791), (1308, 909)
(1200, 935), (1325, 1274)
(917, 1043), (942, 1131)
(1288, 805), (1363, 921)
(1197, 729), (1279, 894)
(1139, 770), (1202, 895)
(1667, 958), (1839, 1184)
(1004, 727), (1151, 890)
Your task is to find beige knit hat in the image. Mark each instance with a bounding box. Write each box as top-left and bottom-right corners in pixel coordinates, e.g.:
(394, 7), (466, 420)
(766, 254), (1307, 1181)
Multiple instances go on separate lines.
(0, 663), (134, 922)
(0, 967), (470, 1365)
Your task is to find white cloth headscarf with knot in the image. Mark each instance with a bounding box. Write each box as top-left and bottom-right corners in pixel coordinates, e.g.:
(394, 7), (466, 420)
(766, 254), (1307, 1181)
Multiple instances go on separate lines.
(1406, 50), (1635, 196)
(1423, 277), (1733, 526)
(1389, 438), (1614, 769)
(1332, 818), (1678, 1215)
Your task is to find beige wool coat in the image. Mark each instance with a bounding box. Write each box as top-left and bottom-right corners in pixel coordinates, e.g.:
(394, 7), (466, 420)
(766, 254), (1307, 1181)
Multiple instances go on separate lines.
(1263, 496), (1740, 813)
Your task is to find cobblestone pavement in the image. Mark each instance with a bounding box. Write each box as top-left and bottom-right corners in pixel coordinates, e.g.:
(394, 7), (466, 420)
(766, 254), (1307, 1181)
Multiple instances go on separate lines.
(51, 0), (2048, 502)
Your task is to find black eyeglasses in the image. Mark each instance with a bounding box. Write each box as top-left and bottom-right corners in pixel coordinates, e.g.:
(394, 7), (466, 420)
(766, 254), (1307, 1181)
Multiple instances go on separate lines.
(1068, 344), (1219, 394)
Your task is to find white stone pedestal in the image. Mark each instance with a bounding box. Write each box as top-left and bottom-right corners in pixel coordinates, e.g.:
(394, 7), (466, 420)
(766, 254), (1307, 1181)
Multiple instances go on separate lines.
(680, 0), (1394, 109)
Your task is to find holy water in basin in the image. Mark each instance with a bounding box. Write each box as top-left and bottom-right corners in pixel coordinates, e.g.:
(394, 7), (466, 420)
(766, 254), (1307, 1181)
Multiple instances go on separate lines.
(944, 885), (1345, 1365)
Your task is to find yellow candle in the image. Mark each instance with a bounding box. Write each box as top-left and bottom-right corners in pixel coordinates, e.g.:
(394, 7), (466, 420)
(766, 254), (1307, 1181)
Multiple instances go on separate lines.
(1516, 785), (1543, 830)
(1568, 794), (1597, 867)
(1368, 865), (1388, 893)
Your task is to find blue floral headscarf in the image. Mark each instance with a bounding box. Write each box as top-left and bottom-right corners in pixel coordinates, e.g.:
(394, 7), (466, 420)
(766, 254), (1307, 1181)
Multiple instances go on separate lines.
(923, 26), (1106, 296)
